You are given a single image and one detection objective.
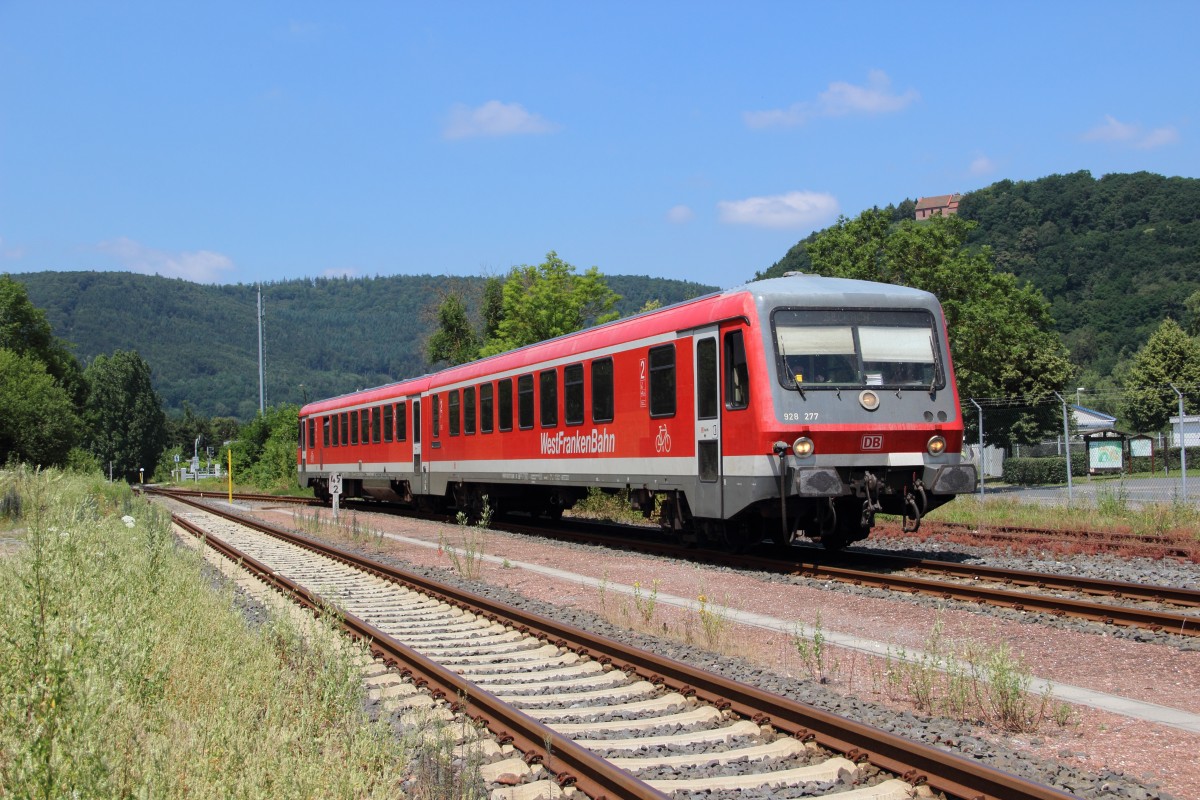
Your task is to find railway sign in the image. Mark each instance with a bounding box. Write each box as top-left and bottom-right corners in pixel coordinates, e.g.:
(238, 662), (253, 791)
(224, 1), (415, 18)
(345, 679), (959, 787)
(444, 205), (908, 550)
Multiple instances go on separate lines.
(329, 473), (343, 520)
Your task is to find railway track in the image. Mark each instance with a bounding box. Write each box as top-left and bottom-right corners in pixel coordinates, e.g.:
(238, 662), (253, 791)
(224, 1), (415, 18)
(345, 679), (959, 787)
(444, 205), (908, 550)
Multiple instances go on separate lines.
(485, 515), (1200, 639)
(146, 488), (1200, 639)
(875, 520), (1199, 561)
(159, 492), (1077, 800)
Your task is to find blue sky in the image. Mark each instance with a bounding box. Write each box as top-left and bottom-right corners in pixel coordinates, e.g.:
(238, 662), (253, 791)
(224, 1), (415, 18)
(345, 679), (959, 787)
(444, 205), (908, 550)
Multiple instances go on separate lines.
(1, 2), (1196, 290)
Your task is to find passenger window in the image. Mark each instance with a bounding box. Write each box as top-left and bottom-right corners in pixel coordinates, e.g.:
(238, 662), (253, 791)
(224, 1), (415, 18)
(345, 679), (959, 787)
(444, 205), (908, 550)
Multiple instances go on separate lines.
(350, 410), (359, 445)
(724, 330), (750, 410)
(480, 384), (494, 433)
(383, 404), (393, 443)
(341, 412), (349, 445)
(592, 358), (614, 423)
(540, 369), (558, 427)
(499, 379), (514, 432)
(432, 395), (440, 438)
(449, 390), (460, 436)
(517, 374), (534, 430)
(464, 387), (476, 435)
(332, 414), (340, 447)
(564, 364), (584, 426)
(397, 401), (407, 442)
(322, 416), (331, 447)
(307, 418), (315, 449)
(371, 407), (380, 443)
(649, 344), (676, 418)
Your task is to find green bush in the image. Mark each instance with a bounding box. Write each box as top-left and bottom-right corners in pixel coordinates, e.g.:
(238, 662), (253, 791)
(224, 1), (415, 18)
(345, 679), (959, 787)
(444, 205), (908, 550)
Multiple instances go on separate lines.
(1002, 456), (1088, 485)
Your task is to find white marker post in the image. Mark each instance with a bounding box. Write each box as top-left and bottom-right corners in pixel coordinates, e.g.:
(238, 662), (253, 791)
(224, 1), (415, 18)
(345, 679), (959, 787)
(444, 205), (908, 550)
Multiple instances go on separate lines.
(329, 473), (343, 521)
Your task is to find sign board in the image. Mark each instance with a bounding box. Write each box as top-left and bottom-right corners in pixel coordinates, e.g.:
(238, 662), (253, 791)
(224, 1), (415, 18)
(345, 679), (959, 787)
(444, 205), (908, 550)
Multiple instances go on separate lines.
(1131, 439), (1152, 458)
(1088, 440), (1123, 471)
(329, 473), (342, 520)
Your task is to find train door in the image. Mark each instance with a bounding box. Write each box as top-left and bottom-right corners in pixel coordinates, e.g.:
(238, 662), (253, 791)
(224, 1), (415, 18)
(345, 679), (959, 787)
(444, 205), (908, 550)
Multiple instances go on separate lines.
(412, 398), (423, 491)
(692, 327), (723, 518)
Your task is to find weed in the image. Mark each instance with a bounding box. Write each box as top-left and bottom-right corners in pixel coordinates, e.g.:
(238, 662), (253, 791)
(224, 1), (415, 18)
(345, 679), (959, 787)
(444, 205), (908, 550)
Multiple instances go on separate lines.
(1095, 482), (1129, 517)
(632, 580), (659, 625)
(697, 593), (732, 650)
(883, 614), (1055, 732)
(792, 612), (829, 683)
(443, 496), (491, 580)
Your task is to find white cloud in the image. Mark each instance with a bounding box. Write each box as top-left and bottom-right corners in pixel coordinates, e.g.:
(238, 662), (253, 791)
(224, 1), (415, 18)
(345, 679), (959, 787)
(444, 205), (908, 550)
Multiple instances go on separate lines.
(1137, 126), (1180, 149)
(443, 100), (561, 140)
(717, 191), (839, 229)
(97, 237), (234, 283)
(666, 205), (694, 224)
(0, 236), (24, 260)
(968, 155), (997, 176)
(1082, 115), (1179, 149)
(744, 70), (918, 129)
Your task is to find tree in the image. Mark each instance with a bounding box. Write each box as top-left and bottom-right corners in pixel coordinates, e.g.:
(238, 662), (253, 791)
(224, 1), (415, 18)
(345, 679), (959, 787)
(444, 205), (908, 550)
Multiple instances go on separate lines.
(0, 348), (80, 467)
(0, 275), (86, 406)
(805, 211), (1073, 446)
(83, 350), (168, 482)
(480, 252), (620, 357)
(426, 293), (480, 366)
(480, 275), (505, 343)
(1120, 318), (1200, 432)
(230, 404), (299, 489)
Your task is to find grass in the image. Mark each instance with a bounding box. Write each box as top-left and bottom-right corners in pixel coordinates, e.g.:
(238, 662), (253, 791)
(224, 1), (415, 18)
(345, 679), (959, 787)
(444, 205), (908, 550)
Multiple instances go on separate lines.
(0, 466), (477, 799)
(875, 615), (1058, 733)
(917, 491), (1200, 542)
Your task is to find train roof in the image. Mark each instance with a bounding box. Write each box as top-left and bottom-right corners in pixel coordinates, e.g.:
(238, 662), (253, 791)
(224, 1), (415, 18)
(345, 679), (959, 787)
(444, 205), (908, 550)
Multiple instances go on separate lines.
(300, 273), (941, 415)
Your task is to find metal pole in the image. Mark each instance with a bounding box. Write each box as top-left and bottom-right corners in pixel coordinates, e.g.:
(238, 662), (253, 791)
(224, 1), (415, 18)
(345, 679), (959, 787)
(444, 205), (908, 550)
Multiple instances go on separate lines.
(1054, 392), (1073, 502)
(1170, 383), (1187, 500)
(257, 285), (265, 414)
(969, 398), (984, 499)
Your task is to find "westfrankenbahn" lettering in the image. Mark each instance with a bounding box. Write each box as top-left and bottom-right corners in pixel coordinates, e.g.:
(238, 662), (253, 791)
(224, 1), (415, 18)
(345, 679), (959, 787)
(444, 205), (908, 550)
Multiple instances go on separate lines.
(539, 427), (616, 456)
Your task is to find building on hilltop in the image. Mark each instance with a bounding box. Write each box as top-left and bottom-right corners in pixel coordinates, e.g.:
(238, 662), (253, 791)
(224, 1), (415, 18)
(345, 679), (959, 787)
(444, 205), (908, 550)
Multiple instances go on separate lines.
(914, 193), (962, 220)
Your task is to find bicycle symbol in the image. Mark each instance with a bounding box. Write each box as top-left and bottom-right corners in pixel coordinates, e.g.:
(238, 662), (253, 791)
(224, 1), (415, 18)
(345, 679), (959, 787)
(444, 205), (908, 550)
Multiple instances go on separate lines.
(655, 424), (672, 453)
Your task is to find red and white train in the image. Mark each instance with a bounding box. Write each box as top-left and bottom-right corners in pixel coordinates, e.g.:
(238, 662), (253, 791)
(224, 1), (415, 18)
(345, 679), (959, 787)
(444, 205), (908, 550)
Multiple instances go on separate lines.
(297, 274), (977, 549)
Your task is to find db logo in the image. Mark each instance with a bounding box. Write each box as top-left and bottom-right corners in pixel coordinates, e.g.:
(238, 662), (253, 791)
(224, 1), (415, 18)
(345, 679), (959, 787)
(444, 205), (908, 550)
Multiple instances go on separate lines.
(861, 435), (884, 450)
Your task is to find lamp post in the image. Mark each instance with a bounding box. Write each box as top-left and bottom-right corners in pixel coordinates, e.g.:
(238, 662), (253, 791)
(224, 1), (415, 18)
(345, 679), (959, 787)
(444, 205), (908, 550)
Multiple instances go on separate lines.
(1076, 387), (1085, 406)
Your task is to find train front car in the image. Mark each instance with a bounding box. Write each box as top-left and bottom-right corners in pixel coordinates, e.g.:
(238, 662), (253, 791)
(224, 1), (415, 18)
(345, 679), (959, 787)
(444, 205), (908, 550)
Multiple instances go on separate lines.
(734, 274), (977, 550)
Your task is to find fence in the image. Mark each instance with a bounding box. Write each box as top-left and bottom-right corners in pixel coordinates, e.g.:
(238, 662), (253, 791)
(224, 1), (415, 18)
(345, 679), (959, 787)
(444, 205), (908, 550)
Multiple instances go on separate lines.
(962, 399), (1198, 510)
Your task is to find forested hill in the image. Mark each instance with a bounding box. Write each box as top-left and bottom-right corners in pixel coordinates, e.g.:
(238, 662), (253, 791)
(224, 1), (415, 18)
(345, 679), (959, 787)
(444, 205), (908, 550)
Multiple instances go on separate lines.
(761, 171), (1200, 380)
(12, 271), (714, 420)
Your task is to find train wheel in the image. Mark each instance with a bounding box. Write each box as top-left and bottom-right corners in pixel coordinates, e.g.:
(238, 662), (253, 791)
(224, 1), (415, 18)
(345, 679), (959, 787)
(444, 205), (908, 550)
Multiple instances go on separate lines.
(822, 498), (869, 550)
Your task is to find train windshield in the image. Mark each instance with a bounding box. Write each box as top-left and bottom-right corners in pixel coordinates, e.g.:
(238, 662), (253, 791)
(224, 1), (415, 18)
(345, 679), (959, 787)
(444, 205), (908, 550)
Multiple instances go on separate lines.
(772, 309), (941, 390)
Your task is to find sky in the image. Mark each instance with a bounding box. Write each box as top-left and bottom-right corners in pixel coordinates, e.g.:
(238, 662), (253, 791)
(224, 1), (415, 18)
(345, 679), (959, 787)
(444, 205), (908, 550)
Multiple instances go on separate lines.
(1, 2), (1197, 290)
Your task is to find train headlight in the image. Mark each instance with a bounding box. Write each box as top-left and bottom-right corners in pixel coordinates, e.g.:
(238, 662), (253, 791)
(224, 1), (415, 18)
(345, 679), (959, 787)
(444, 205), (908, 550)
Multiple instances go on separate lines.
(858, 390), (880, 411)
(792, 436), (815, 457)
(927, 435), (947, 455)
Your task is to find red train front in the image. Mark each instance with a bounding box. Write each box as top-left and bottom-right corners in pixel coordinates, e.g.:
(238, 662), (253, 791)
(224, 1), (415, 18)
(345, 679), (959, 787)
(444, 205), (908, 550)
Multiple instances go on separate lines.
(298, 274), (977, 550)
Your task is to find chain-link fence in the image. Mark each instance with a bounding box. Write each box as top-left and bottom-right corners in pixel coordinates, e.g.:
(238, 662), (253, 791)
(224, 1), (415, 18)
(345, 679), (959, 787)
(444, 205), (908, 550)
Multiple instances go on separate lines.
(961, 397), (1200, 509)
